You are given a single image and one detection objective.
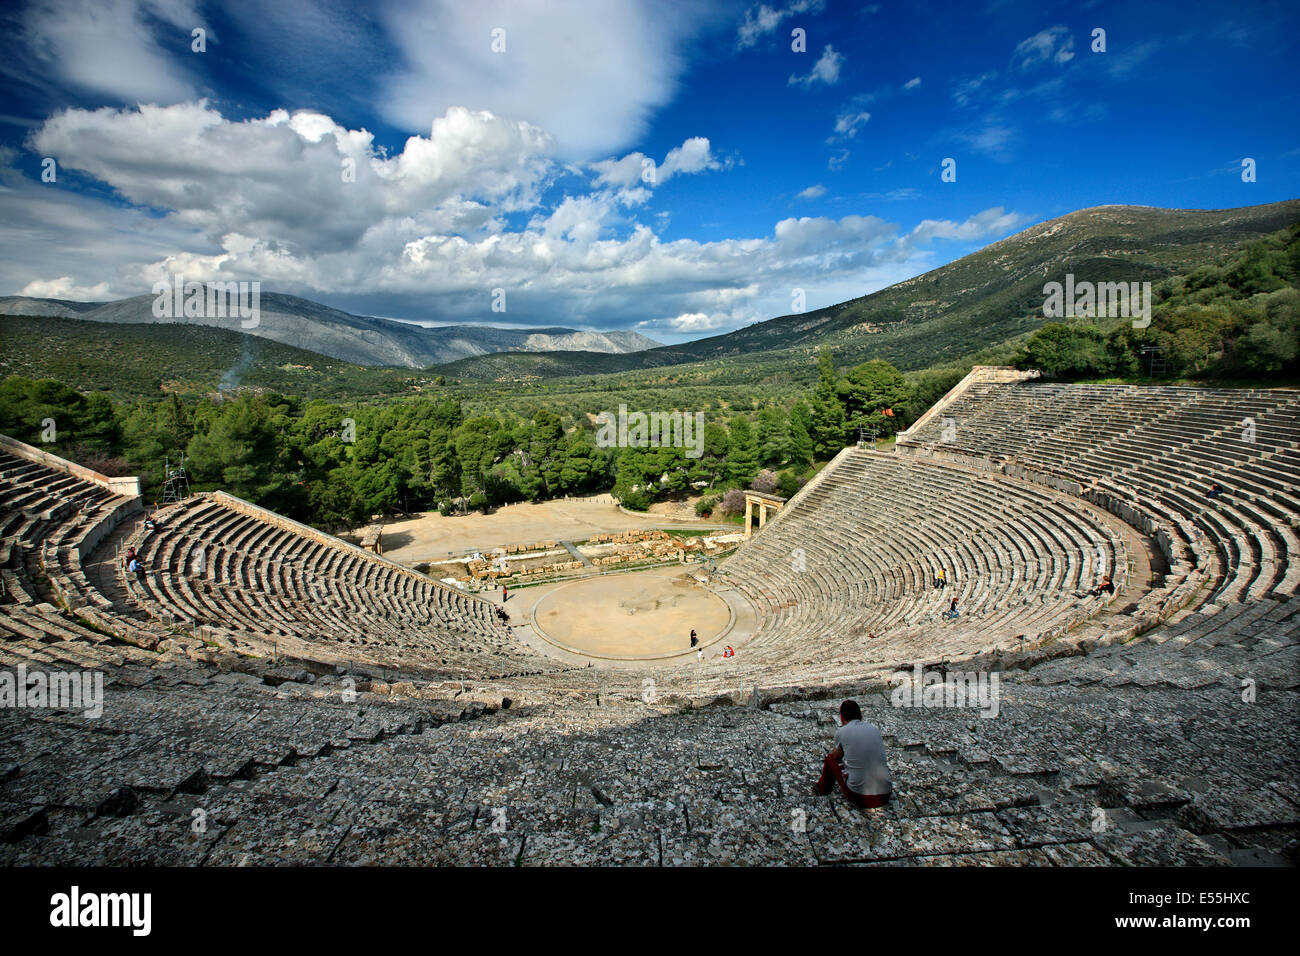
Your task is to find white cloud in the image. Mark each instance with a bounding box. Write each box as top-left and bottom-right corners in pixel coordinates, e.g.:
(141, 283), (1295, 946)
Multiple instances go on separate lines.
(903, 76), (921, 90)
(588, 136), (725, 206)
(664, 311), (728, 332)
(528, 194), (618, 243)
(795, 184), (827, 200)
(9, 101), (1027, 342)
(0, 164), (218, 301)
(18, 1), (728, 162)
(789, 44), (844, 88)
(773, 214), (894, 258)
(957, 124), (1015, 160)
(1013, 25), (1075, 70)
(905, 207), (1028, 245)
(20, 0), (206, 104)
(952, 71), (996, 107)
(378, 0), (713, 158)
(18, 275), (115, 300)
(736, 0), (826, 49)
(30, 102), (556, 255)
(831, 110), (871, 139)
(661, 137), (722, 178)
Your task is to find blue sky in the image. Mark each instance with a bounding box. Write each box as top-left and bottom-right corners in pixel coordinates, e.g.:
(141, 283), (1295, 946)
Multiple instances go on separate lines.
(0, 0), (1296, 344)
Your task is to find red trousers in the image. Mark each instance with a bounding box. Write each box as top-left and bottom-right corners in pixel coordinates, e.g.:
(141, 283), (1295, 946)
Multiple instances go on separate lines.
(816, 752), (890, 808)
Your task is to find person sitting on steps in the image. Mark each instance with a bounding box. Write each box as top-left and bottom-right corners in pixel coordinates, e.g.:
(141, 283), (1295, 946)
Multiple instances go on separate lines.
(1088, 575), (1115, 598)
(813, 699), (892, 809)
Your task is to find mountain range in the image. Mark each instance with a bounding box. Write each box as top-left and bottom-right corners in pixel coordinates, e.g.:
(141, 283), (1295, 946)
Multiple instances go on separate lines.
(3, 200), (1297, 389)
(0, 292), (660, 366)
(430, 199), (1300, 380)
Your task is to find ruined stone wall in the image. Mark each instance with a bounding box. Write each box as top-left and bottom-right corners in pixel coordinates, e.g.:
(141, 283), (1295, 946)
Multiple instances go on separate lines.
(0, 432), (142, 497)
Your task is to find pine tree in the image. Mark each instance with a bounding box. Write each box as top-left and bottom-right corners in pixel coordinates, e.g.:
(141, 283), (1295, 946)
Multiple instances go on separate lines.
(726, 414), (760, 486)
(841, 359), (911, 438)
(809, 349), (846, 459)
(788, 400), (814, 469)
(757, 406), (791, 467)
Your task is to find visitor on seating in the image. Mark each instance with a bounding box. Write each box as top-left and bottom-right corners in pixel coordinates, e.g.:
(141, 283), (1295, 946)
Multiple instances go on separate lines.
(1089, 575), (1114, 597)
(943, 597), (959, 620)
(935, 567), (945, 589)
(1207, 481), (1225, 499)
(813, 699), (892, 809)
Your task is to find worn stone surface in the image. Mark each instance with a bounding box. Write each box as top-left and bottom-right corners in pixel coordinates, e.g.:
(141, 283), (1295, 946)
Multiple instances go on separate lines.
(1, 631), (1295, 865)
(3, 391), (1300, 866)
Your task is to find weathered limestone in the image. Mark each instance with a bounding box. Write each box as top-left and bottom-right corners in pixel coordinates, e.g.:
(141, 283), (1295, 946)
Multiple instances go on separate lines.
(2, 379), (1299, 866)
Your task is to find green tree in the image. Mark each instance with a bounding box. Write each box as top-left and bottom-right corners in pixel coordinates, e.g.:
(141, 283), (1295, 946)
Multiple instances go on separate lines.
(0, 377), (121, 454)
(528, 408), (566, 498)
(613, 446), (649, 507)
(558, 429), (606, 493)
(809, 349), (846, 459)
(1014, 323), (1114, 380)
(786, 401), (814, 469)
(725, 414), (760, 486)
(841, 359), (911, 438)
(454, 416), (507, 497)
(185, 394), (292, 506)
(756, 406), (791, 467)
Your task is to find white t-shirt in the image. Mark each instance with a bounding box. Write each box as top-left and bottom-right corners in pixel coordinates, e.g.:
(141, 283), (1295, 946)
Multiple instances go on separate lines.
(834, 719), (892, 795)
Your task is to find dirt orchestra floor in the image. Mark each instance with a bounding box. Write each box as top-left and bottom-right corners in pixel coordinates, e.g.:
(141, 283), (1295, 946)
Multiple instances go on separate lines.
(528, 566), (732, 659)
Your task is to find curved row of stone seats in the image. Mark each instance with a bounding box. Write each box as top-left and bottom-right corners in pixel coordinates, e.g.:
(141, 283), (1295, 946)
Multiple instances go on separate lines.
(5, 602), (1293, 865)
(1017, 592), (1300, 696)
(2, 450), (116, 562)
(686, 448), (1128, 691)
(120, 491), (563, 680)
(0, 448), (169, 646)
(898, 381), (1300, 616)
(1, 441), (569, 688)
(2, 441), (1289, 866)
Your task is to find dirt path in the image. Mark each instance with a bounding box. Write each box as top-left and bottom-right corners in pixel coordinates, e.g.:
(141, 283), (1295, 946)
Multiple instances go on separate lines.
(354, 495), (735, 565)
